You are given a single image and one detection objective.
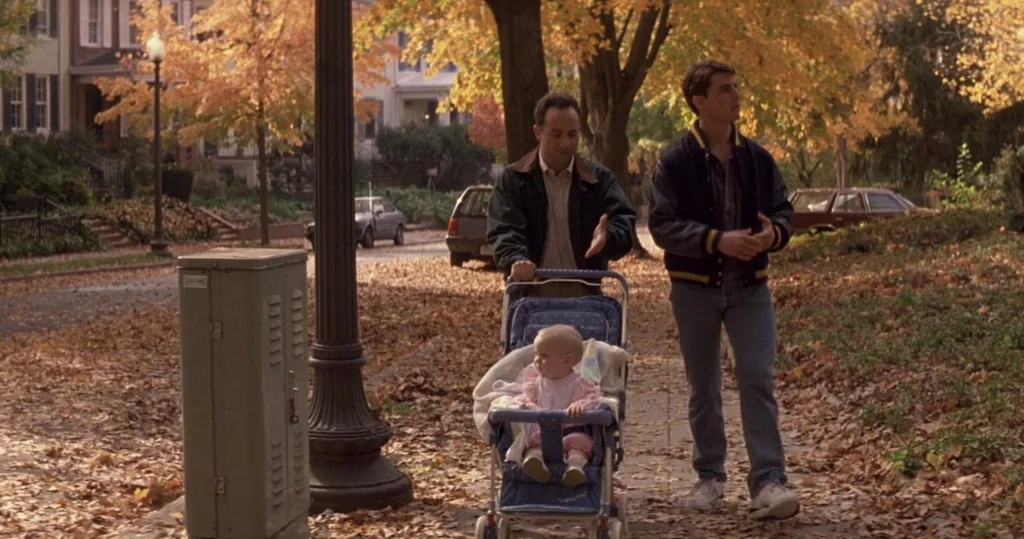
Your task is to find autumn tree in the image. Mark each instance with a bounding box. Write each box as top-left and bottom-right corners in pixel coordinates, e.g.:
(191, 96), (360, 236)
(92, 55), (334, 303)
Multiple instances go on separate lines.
(97, 0), (390, 246)
(468, 96), (506, 158)
(938, 0), (1024, 113)
(0, 0), (34, 85)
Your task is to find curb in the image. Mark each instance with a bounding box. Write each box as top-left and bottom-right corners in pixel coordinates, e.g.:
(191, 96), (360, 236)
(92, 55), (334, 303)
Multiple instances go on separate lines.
(0, 260), (176, 283)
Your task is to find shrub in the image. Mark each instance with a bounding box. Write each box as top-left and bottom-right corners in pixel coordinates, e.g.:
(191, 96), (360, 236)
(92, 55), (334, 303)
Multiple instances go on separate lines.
(162, 166), (195, 202)
(0, 223), (102, 260)
(0, 131), (100, 204)
(990, 145), (1024, 215)
(778, 209), (1004, 263)
(383, 187), (460, 223)
(376, 124), (493, 191)
(192, 173), (227, 200)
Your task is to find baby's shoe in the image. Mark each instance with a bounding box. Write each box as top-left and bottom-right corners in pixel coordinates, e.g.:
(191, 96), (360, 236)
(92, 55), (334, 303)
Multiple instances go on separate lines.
(561, 463), (587, 488)
(522, 455), (551, 483)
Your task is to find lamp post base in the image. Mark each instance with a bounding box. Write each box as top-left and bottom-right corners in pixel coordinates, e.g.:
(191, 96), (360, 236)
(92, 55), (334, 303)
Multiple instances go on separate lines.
(307, 355), (413, 513)
(150, 239), (172, 257)
(308, 455), (413, 514)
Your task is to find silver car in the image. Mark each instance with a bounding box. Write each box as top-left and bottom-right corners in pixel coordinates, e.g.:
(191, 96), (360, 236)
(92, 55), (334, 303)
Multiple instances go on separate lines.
(305, 196), (408, 248)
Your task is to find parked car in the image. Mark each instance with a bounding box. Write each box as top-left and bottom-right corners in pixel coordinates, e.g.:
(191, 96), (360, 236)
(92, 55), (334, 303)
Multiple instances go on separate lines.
(446, 185), (494, 267)
(789, 187), (918, 235)
(305, 196), (407, 249)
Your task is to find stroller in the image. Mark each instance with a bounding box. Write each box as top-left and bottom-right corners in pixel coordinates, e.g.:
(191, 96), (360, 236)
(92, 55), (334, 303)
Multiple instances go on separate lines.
(474, 269), (630, 539)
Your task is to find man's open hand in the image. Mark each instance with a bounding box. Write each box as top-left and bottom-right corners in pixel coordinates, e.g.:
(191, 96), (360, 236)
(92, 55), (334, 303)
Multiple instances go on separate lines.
(511, 259), (537, 281)
(585, 213), (609, 258)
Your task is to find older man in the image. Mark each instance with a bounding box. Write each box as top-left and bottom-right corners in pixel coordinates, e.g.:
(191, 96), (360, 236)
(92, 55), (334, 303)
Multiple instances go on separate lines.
(487, 91), (636, 294)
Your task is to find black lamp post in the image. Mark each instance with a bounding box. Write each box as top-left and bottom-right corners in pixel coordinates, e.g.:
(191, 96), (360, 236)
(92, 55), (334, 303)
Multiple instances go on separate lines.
(307, 0), (413, 513)
(146, 34), (169, 256)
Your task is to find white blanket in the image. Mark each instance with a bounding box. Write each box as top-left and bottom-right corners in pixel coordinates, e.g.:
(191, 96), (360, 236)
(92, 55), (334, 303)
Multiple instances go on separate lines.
(472, 339), (630, 462)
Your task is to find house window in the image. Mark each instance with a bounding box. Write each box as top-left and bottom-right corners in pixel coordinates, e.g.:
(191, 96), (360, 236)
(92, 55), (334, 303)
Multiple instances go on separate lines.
(87, 0), (101, 44)
(10, 77), (24, 130)
(35, 77), (49, 132)
(36, 0), (49, 35)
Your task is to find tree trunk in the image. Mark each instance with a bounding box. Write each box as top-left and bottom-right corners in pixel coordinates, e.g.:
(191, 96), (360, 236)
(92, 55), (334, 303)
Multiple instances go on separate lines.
(577, 1), (671, 258)
(836, 134), (848, 189)
(795, 149), (821, 188)
(257, 98), (270, 247)
(484, 0), (549, 163)
(587, 108), (651, 258)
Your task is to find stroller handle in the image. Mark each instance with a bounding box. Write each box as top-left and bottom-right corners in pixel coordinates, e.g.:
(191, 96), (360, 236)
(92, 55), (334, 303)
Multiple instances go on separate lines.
(488, 407), (616, 427)
(506, 269), (629, 291)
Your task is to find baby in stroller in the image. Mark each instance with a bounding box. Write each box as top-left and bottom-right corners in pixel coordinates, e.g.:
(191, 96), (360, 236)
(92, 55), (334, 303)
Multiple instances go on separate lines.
(515, 324), (602, 488)
(473, 268), (630, 539)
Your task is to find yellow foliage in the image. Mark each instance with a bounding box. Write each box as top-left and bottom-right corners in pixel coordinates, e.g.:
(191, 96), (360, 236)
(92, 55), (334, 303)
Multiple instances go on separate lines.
(95, 0), (392, 147)
(942, 0), (1024, 113)
(367, 0), (912, 160)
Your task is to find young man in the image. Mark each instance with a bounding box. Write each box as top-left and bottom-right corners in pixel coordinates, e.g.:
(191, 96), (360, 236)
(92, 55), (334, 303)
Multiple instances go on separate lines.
(648, 60), (800, 520)
(487, 92), (636, 291)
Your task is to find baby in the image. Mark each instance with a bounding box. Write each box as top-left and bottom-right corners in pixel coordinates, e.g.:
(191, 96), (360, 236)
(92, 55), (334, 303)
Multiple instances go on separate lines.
(514, 324), (602, 488)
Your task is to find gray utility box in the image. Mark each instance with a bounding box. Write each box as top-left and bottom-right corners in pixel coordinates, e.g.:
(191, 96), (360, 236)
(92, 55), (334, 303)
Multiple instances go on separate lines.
(177, 248), (310, 539)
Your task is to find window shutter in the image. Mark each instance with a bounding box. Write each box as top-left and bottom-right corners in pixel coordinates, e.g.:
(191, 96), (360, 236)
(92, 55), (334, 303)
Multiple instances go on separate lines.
(118, 0), (128, 47)
(25, 74), (36, 132)
(102, 0), (113, 47)
(79, 0), (89, 45)
(50, 76), (60, 131)
(50, 0), (58, 37)
(2, 89), (11, 133)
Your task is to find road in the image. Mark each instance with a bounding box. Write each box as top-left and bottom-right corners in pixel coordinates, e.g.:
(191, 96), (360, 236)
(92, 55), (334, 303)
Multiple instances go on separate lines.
(0, 230), (448, 337)
(0, 229), (656, 337)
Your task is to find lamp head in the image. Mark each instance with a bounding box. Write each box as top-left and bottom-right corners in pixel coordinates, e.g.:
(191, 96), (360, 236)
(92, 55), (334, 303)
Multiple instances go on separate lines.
(146, 35), (166, 62)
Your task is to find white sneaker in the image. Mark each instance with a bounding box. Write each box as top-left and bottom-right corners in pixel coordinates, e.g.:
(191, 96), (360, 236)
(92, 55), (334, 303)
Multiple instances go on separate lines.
(683, 479), (725, 512)
(748, 481), (800, 520)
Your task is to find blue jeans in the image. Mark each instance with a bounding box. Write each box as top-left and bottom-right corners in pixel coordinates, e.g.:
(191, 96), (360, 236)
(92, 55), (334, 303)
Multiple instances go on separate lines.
(669, 273), (787, 495)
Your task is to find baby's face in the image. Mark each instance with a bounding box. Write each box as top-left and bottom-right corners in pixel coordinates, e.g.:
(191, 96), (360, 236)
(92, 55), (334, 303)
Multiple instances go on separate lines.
(533, 338), (576, 380)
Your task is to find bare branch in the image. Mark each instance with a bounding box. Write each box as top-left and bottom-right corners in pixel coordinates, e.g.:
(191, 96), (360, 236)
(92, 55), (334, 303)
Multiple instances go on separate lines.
(615, 8), (634, 53)
(628, 0), (671, 98)
(621, 5), (659, 91)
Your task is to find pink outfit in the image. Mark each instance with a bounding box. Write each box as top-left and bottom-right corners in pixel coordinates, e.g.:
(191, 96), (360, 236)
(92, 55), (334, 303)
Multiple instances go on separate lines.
(514, 365), (602, 456)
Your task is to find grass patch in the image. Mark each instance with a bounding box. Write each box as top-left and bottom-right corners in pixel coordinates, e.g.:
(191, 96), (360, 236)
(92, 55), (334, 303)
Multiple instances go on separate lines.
(0, 252), (167, 278)
(774, 209), (1024, 490)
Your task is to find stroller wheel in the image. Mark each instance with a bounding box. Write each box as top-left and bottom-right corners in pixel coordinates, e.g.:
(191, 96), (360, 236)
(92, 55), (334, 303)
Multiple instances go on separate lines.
(616, 491), (629, 536)
(608, 520), (624, 539)
(474, 515), (496, 539)
(588, 519), (624, 539)
(496, 517), (511, 539)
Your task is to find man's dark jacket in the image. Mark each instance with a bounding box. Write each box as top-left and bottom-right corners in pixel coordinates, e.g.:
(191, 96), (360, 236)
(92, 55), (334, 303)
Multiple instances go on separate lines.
(648, 124), (794, 288)
(487, 147), (637, 274)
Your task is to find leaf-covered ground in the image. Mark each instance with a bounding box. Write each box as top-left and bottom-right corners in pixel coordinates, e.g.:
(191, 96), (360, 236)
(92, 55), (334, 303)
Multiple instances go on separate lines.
(0, 211), (1021, 538)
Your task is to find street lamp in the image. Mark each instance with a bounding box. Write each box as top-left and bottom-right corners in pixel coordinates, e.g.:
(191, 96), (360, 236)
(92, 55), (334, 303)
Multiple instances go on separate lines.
(146, 34), (169, 256)
(307, 0), (413, 512)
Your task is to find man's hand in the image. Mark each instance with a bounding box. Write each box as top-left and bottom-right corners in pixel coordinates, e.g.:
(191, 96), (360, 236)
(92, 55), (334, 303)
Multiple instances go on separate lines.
(567, 401), (588, 417)
(585, 214), (609, 258)
(752, 213), (776, 252)
(511, 259), (537, 282)
(717, 229), (762, 261)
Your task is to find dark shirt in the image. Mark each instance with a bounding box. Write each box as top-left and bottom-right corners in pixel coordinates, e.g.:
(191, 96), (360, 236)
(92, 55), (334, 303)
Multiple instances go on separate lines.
(708, 154), (743, 271)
